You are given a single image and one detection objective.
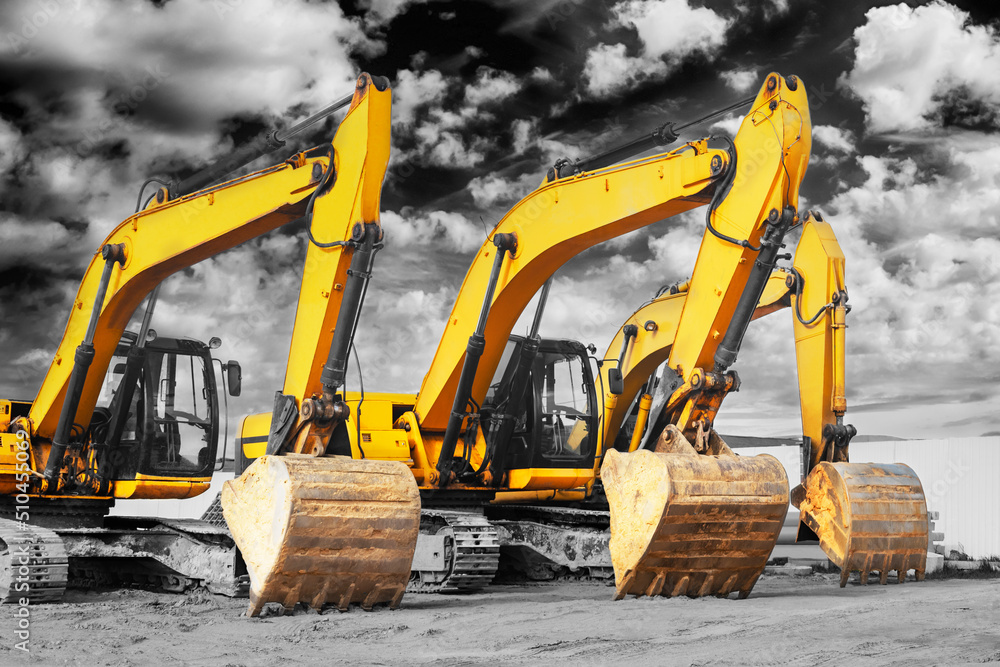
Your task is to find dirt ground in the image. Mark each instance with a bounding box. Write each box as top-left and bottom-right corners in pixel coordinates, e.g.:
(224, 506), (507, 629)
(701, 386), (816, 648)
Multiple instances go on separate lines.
(3, 573), (999, 666)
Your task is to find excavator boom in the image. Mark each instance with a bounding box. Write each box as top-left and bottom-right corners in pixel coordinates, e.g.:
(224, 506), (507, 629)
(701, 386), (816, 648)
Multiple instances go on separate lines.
(220, 75), (421, 615)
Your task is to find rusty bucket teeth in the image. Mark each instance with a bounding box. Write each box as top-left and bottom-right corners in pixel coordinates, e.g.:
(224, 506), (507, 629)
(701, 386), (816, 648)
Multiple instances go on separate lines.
(795, 461), (928, 587)
(601, 448), (789, 601)
(221, 455), (421, 616)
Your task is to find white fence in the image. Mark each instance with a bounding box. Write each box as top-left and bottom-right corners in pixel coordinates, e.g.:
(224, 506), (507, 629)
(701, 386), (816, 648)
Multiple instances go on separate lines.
(734, 437), (1000, 559)
(852, 437), (1000, 559)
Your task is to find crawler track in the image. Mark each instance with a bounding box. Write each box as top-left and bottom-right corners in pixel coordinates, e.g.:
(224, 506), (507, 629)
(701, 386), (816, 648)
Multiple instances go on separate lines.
(0, 518), (68, 603)
(408, 511), (500, 593)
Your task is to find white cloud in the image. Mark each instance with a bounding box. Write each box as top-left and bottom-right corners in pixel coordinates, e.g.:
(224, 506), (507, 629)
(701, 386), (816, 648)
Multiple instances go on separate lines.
(809, 136), (1000, 408)
(414, 124), (486, 168)
(355, 285), (453, 390)
(393, 69), (449, 126)
(392, 67), (522, 169)
(812, 125), (855, 153)
(764, 0), (790, 19)
(529, 67), (555, 83)
(0, 0), (379, 272)
(382, 209), (486, 253)
(709, 113), (744, 137)
(583, 0), (731, 98)
(720, 69), (758, 93)
(464, 68), (520, 107)
(583, 43), (665, 99)
(357, 0), (429, 26)
(469, 174), (517, 209)
(0, 214), (82, 271)
(467, 171), (549, 210)
(827, 139), (1000, 247)
(613, 0), (730, 62)
(841, 1), (1000, 133)
(0, 0), (369, 128)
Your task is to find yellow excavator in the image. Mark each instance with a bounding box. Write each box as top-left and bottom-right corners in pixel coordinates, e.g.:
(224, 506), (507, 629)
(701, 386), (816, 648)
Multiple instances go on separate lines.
(224, 70), (929, 614)
(594, 217), (927, 598)
(0, 73), (393, 601)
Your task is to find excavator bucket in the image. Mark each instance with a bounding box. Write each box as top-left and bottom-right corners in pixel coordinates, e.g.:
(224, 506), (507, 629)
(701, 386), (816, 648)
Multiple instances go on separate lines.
(601, 433), (788, 600)
(222, 455), (421, 616)
(793, 461), (927, 586)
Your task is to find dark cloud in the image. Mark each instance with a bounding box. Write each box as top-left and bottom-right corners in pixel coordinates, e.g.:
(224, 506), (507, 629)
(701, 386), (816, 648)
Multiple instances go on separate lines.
(930, 85), (1000, 132)
(1, 0), (999, 443)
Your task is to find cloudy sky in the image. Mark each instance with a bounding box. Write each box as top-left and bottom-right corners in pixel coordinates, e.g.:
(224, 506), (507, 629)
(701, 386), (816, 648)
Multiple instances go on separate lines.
(1, 0), (998, 442)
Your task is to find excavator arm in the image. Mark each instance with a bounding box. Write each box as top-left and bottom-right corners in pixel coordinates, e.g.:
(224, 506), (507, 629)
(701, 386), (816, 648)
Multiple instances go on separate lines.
(597, 269), (793, 456)
(789, 218), (928, 586)
(8, 73), (392, 501)
(407, 73), (813, 493)
(599, 213), (927, 597)
(218, 77), (422, 616)
(597, 74), (809, 600)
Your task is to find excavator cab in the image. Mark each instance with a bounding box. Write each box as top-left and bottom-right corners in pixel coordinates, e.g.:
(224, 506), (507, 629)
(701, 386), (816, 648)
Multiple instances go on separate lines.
(92, 332), (235, 481)
(483, 336), (598, 471)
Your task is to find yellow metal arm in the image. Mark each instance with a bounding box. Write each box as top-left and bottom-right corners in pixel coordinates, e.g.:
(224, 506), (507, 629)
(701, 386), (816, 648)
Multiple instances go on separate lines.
(594, 211), (851, 474)
(595, 211), (850, 473)
(655, 73), (810, 439)
(29, 160), (319, 440)
(596, 270), (793, 458)
(25, 74), (389, 459)
(281, 77), (391, 404)
(791, 214), (851, 472)
(412, 141), (728, 430)
(414, 72), (810, 446)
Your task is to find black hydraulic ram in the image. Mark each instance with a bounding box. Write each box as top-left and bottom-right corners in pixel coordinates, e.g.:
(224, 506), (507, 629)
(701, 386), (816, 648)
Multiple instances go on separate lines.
(714, 206), (796, 372)
(320, 223), (379, 397)
(484, 277), (552, 485)
(607, 323), (639, 396)
(552, 95), (754, 179)
(171, 93), (355, 198)
(94, 286), (159, 489)
(44, 243), (127, 484)
(267, 223), (379, 456)
(437, 232), (518, 486)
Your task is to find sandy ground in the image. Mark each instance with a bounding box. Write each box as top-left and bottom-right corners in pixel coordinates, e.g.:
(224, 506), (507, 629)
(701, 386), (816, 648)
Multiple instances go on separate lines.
(2, 573), (999, 666)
